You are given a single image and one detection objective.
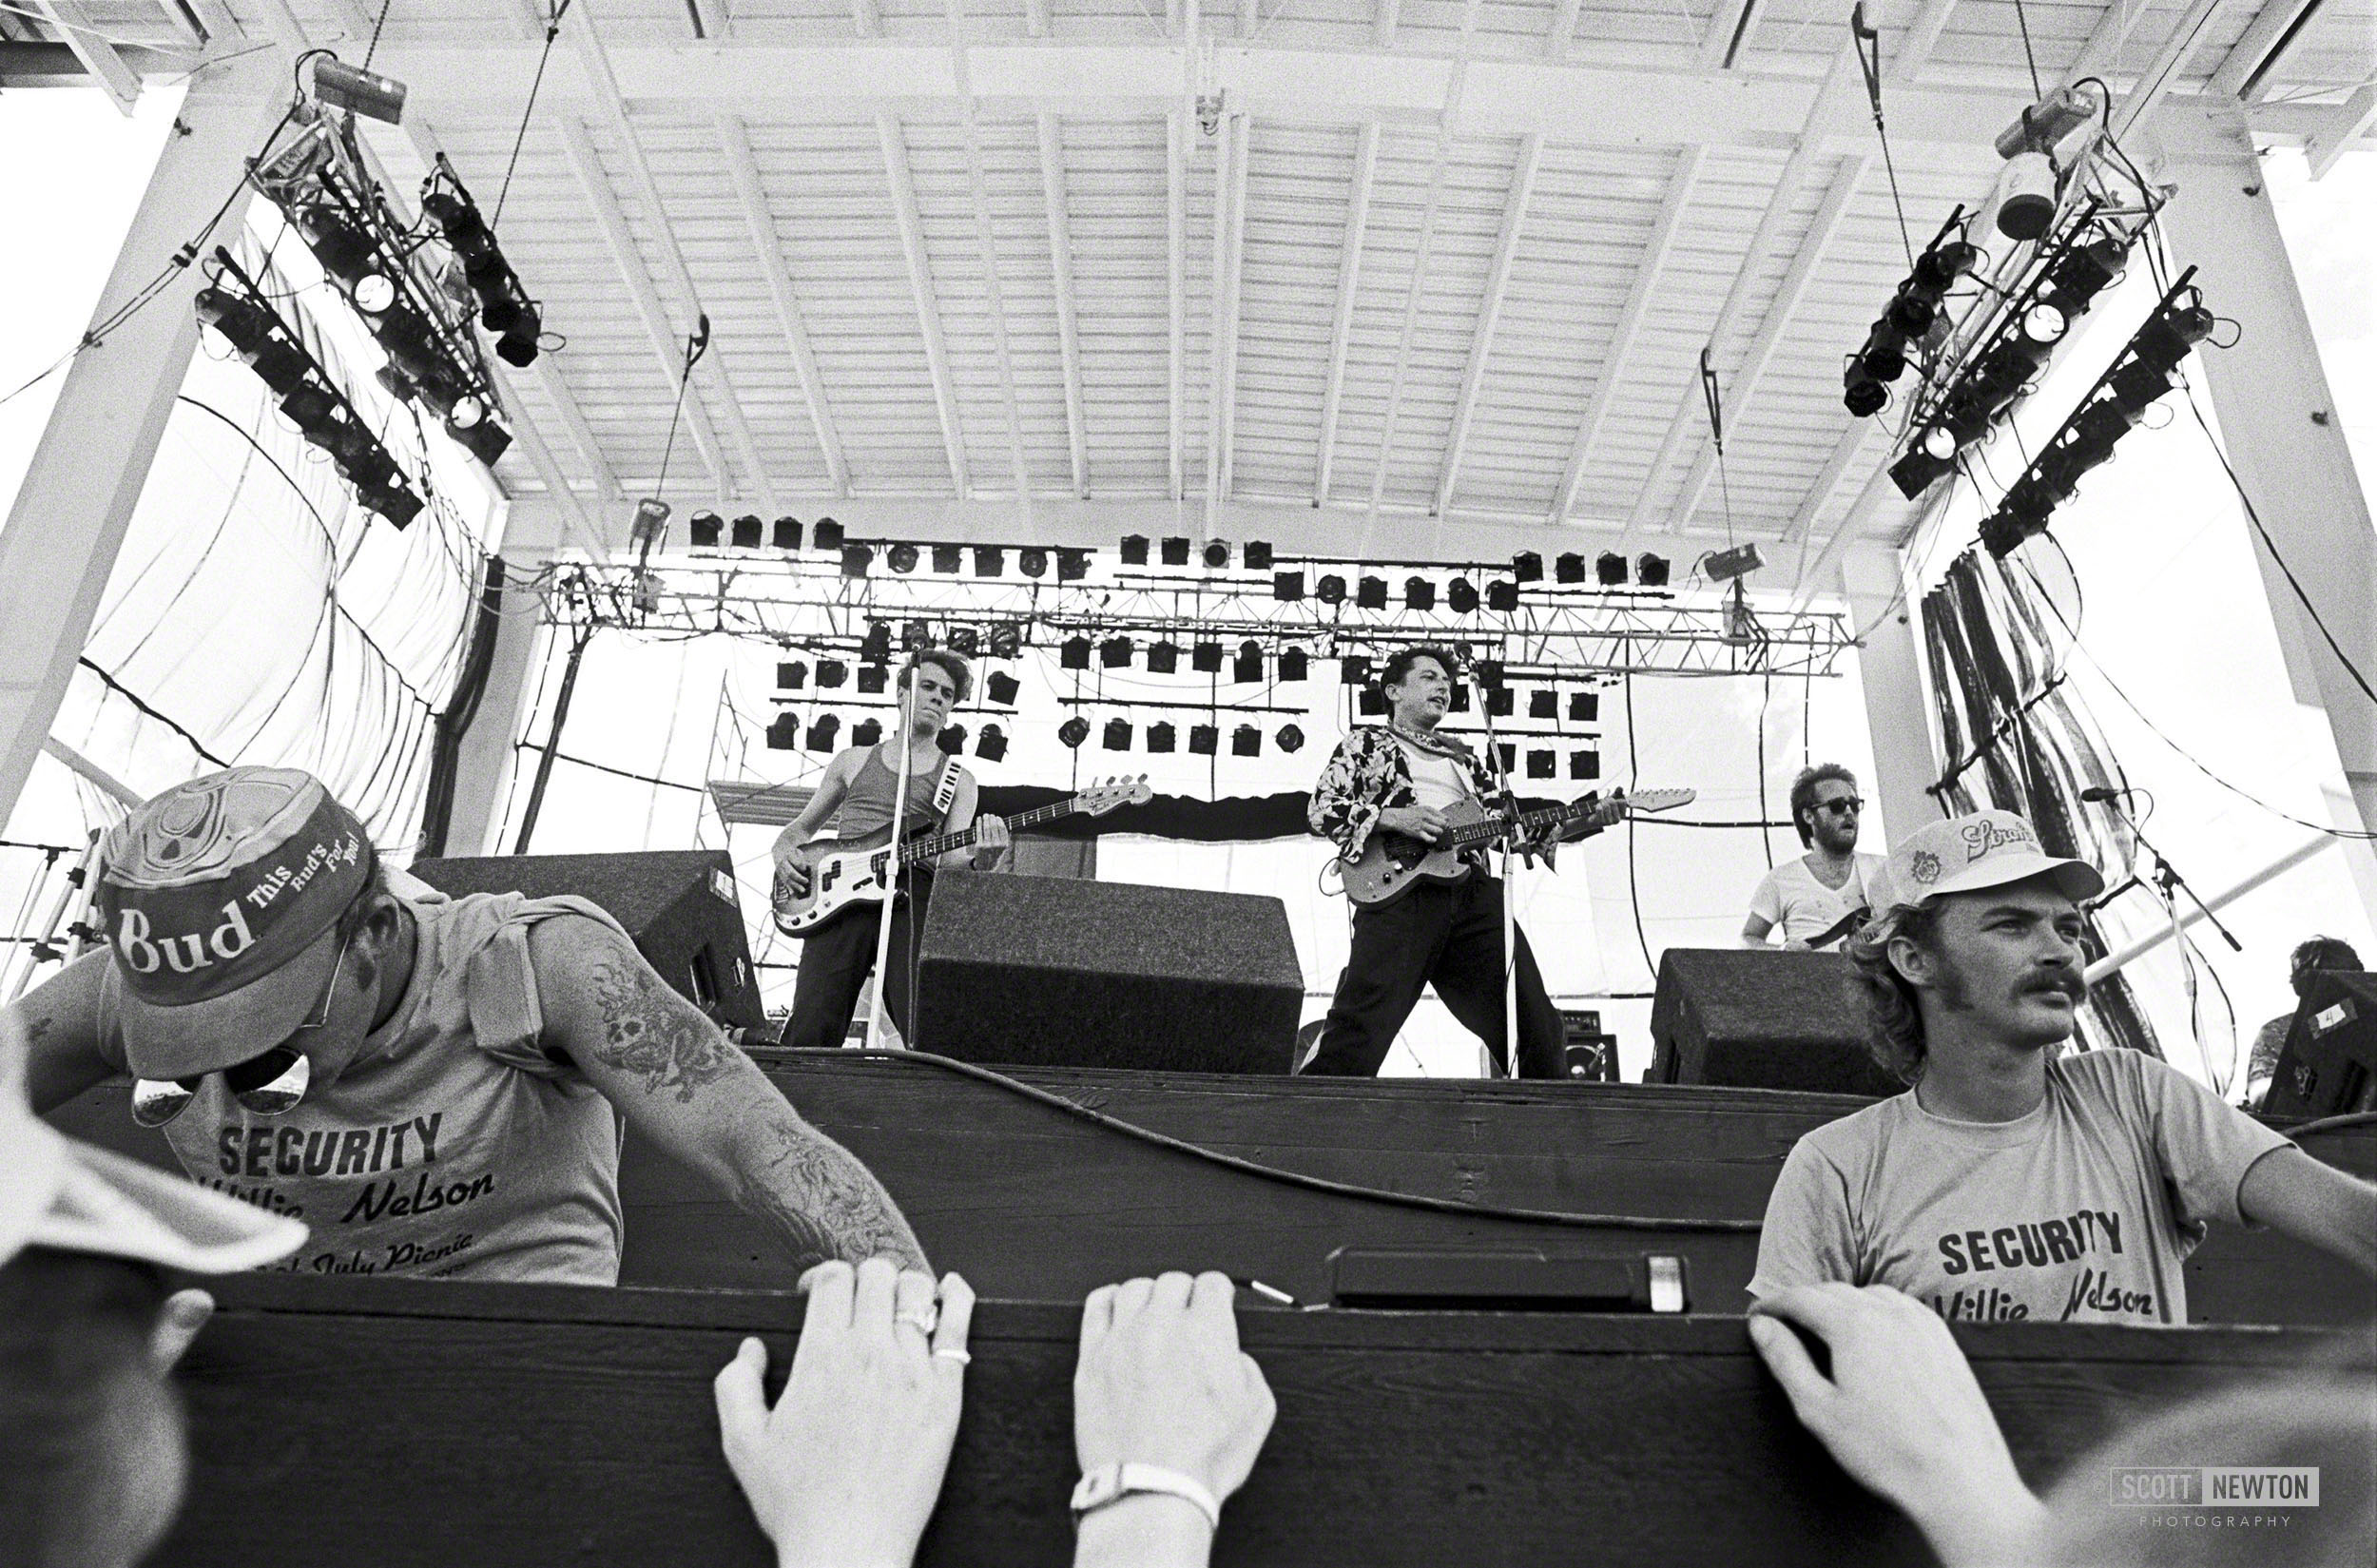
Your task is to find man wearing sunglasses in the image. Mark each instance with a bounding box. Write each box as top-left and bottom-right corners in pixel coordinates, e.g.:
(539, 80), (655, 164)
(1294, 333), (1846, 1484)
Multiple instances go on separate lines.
(14, 766), (927, 1284)
(1742, 764), (1887, 952)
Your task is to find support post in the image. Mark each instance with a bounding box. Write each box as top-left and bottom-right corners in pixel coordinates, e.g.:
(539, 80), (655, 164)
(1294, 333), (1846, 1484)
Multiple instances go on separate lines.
(1839, 545), (1941, 846)
(0, 50), (280, 828)
(439, 558), (551, 857)
(2158, 112), (2377, 871)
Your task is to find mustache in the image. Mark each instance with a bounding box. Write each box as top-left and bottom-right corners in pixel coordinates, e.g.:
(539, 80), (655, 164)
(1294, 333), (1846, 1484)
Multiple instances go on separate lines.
(2024, 972), (2086, 1003)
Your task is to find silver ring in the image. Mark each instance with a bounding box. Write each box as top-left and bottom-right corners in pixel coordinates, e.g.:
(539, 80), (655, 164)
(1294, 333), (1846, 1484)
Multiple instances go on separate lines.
(933, 1347), (971, 1365)
(895, 1305), (939, 1336)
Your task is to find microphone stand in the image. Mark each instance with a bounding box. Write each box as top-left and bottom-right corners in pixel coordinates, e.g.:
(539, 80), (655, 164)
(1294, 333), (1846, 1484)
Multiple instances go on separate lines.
(2102, 793), (2237, 1088)
(863, 691), (919, 1052)
(1469, 667), (1518, 1081)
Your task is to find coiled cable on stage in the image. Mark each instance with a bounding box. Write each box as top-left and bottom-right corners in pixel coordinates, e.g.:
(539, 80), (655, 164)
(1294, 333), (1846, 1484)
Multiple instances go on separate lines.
(800, 1048), (1763, 1235)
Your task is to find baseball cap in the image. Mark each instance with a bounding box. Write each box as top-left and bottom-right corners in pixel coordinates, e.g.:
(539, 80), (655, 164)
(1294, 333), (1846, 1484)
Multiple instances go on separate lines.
(94, 766), (377, 1081)
(1882, 808), (2104, 911)
(1, 1011), (307, 1274)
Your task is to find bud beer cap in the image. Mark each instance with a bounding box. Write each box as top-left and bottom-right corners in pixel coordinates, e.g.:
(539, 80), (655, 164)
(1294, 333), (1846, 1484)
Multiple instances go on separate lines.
(96, 767), (376, 1080)
(1881, 808), (2103, 914)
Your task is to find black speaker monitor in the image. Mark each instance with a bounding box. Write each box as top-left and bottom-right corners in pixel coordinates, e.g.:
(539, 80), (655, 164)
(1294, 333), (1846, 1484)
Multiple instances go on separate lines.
(1648, 948), (1901, 1097)
(2264, 971), (2377, 1119)
(408, 850), (764, 1033)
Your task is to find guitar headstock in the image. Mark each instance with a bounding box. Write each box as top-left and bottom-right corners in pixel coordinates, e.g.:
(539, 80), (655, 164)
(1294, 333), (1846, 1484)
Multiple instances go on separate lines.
(1074, 775), (1154, 817)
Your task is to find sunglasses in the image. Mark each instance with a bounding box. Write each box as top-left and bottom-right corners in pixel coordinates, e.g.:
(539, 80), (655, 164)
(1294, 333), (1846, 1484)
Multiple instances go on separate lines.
(128, 929), (351, 1129)
(1816, 798), (1865, 816)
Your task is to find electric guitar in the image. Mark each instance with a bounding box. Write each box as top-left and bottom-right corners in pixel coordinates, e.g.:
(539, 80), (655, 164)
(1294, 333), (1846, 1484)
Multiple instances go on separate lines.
(1336, 787), (1696, 909)
(772, 775), (1151, 938)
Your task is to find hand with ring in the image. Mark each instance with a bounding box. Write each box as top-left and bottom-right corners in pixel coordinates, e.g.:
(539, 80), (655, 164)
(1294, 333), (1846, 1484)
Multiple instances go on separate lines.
(715, 1256), (976, 1568)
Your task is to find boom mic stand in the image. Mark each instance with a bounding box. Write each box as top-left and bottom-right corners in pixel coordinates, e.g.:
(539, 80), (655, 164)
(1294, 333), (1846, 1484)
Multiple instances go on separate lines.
(2101, 792), (2239, 1086)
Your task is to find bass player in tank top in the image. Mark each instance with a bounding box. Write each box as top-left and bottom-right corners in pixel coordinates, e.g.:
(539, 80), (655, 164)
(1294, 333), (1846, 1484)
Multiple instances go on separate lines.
(772, 650), (1011, 1051)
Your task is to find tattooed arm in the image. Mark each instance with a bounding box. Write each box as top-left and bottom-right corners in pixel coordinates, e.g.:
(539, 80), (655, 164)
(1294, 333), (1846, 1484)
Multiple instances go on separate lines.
(528, 916), (929, 1271)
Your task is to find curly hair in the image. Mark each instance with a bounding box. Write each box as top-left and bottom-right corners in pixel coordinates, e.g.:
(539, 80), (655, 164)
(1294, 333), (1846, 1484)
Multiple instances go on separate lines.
(1380, 646), (1459, 691)
(897, 648), (972, 704)
(1846, 898), (1946, 1084)
(1788, 763), (1859, 846)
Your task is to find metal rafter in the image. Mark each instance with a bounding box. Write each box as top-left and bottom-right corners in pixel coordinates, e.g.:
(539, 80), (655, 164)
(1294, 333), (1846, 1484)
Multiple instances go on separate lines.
(1895, 0), (1960, 76)
(2113, 0), (2239, 139)
(1205, 110), (1249, 513)
(1313, 121), (1378, 505)
(1376, 0), (1401, 49)
(562, 16), (779, 508)
(1698, 0), (1755, 70)
(2307, 85), (2377, 179)
(1038, 113), (1091, 498)
(716, 112), (849, 496)
(687, 0), (729, 41)
(555, 117), (733, 500)
(29, 1), (138, 111)
(878, 114), (971, 495)
(1168, 109), (1187, 501)
(2211, 0), (2321, 101)
(1662, 154), (1869, 532)
(1433, 132), (1540, 517)
(1624, 38), (1861, 533)
(1551, 145), (1704, 526)
(948, 10), (1033, 508)
(2067, 0), (2153, 87)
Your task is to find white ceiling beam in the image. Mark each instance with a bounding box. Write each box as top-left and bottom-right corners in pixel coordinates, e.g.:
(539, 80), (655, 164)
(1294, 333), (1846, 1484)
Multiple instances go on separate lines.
(370, 40), (2125, 152)
(1168, 109), (1187, 501)
(2305, 82), (2377, 179)
(2211, 0), (2317, 99)
(1313, 121), (1378, 505)
(2112, 0), (2235, 139)
(1893, 0), (1959, 81)
(2066, 0), (2153, 87)
(1038, 113), (1091, 498)
(957, 119), (1033, 505)
(1369, 127), (1454, 512)
(1432, 132), (1540, 517)
(1240, 0), (1259, 39)
(1026, 0), (1050, 35)
(1377, 0), (1401, 49)
(489, 371), (599, 546)
(1661, 155), (1869, 532)
(1204, 110), (1249, 514)
(29, 1), (140, 112)
(555, 118), (734, 501)
(523, 358), (625, 510)
(850, 0), (879, 35)
(879, 114), (972, 495)
(687, 0), (730, 41)
(1698, 0), (1755, 71)
(1542, 0), (1579, 58)
(717, 112), (849, 495)
(1781, 418), (1878, 550)
(1550, 145), (1703, 526)
(563, 14), (780, 508)
(1624, 38), (1862, 534)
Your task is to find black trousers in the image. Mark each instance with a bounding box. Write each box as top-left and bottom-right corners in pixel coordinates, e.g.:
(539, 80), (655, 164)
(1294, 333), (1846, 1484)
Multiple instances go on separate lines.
(783, 873), (933, 1051)
(1305, 872), (1567, 1079)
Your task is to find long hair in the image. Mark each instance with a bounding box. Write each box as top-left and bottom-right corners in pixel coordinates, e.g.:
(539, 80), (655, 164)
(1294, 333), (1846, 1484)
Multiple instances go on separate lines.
(1787, 764), (1858, 846)
(1845, 899), (1945, 1084)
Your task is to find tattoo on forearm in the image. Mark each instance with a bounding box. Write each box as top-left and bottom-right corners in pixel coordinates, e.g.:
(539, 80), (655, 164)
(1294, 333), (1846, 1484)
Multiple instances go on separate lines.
(585, 955), (738, 1103)
(734, 1113), (927, 1270)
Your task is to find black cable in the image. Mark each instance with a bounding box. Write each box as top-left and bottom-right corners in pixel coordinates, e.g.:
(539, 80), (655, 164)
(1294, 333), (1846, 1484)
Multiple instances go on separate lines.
(74, 658), (230, 767)
(2279, 1111), (2377, 1139)
(1851, 6), (1917, 271)
(510, 741), (703, 791)
(794, 1048), (1761, 1234)
(2011, 0), (2043, 99)
(493, 0), (574, 228)
(361, 0), (395, 70)
(1621, 671), (1658, 985)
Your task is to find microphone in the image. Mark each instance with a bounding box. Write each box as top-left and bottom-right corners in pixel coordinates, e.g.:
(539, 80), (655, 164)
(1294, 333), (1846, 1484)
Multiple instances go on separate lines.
(2078, 786), (2132, 803)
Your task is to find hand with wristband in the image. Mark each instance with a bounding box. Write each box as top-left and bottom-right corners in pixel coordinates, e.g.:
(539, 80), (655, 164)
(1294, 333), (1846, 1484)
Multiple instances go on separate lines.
(1071, 1271), (1277, 1568)
(714, 1257), (976, 1568)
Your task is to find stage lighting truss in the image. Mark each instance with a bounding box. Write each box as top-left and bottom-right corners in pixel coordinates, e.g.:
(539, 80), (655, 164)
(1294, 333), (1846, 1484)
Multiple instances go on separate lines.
(1843, 210), (1981, 418)
(252, 115), (515, 472)
(1978, 268), (2212, 558)
(195, 251), (422, 528)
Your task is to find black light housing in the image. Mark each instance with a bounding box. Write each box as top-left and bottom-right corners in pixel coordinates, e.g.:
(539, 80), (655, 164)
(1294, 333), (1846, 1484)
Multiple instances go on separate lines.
(1146, 722), (1177, 754)
(1018, 548), (1049, 578)
(767, 713), (800, 749)
(933, 544), (964, 573)
(1511, 552), (1543, 584)
(1341, 655), (1371, 687)
(1056, 549), (1090, 582)
(1356, 576), (1388, 610)
(947, 627), (980, 657)
(1058, 716), (1091, 749)
(1530, 689), (1556, 719)
(937, 725), (967, 755)
(988, 624), (1021, 659)
(974, 546), (1005, 577)
(1188, 723), (1218, 756)
(842, 544), (874, 578)
(1161, 536), (1191, 566)
(732, 514), (764, 550)
(805, 714), (841, 751)
(1273, 571), (1305, 602)
(1101, 636), (1134, 668)
(1191, 641), (1224, 674)
(1486, 580), (1519, 612)
(1276, 724), (1304, 752)
(816, 659), (848, 688)
(1060, 636), (1092, 669)
(1527, 749), (1556, 780)
(886, 541), (920, 572)
(778, 661), (807, 689)
(689, 511), (724, 548)
(851, 718), (883, 747)
(986, 670), (1021, 705)
(1570, 690), (1598, 723)
(1233, 641), (1264, 684)
(975, 724), (1008, 762)
(1404, 576), (1436, 610)
(857, 666), (887, 695)
(1446, 579), (1479, 614)
(1571, 749), (1599, 780)
(813, 517), (844, 551)
(1487, 687), (1514, 717)
(1147, 641), (1180, 674)
(1595, 552), (1627, 587)
(773, 516), (802, 550)
(1202, 539), (1230, 570)
(1231, 725), (1261, 757)
(1634, 553), (1670, 588)
(1277, 648), (1307, 682)
(1315, 574), (1347, 605)
(1120, 534), (1150, 565)
(1244, 541), (1273, 571)
(1555, 552), (1586, 584)
(860, 623), (892, 663)
(1103, 718), (1132, 751)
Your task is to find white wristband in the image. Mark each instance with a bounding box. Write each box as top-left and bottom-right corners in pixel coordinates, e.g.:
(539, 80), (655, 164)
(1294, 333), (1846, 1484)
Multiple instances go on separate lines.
(1070, 1462), (1222, 1533)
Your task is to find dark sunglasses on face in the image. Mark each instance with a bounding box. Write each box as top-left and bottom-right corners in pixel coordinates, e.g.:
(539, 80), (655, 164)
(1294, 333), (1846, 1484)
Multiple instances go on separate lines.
(1817, 798), (1864, 816)
(127, 928), (350, 1128)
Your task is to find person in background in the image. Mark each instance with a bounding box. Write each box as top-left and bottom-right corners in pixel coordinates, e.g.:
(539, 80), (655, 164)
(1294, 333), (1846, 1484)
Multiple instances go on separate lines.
(2247, 936), (2363, 1109)
(0, 1008), (308, 1568)
(14, 765), (928, 1284)
(715, 1267), (1275, 1568)
(1742, 765), (1887, 951)
(1752, 809), (2377, 1325)
(1751, 1281), (2372, 1566)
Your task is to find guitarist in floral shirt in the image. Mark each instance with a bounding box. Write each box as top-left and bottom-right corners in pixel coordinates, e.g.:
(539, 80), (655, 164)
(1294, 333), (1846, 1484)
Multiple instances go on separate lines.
(1304, 647), (1609, 1078)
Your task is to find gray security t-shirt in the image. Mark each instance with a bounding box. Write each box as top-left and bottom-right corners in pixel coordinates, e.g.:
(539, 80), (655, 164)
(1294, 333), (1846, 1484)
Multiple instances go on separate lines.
(1749, 1048), (2292, 1325)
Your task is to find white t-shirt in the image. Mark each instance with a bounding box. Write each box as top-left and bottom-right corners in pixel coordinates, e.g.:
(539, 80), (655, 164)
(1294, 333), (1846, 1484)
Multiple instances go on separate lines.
(1395, 737), (1473, 814)
(1749, 1048), (2293, 1325)
(1748, 852), (1887, 945)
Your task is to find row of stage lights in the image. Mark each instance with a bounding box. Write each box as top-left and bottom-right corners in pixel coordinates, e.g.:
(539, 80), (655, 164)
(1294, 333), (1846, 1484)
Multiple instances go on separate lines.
(764, 709), (1604, 779)
(195, 249), (422, 528)
(1980, 272), (2214, 556)
(683, 513), (1677, 599)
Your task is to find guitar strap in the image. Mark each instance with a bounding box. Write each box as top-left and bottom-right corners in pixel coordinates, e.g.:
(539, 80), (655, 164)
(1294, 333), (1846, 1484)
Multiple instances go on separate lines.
(930, 752), (963, 821)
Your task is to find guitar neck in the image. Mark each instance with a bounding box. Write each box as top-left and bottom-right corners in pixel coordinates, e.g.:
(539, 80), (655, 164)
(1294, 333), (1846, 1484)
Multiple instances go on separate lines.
(896, 799), (1082, 864)
(1443, 798), (1597, 851)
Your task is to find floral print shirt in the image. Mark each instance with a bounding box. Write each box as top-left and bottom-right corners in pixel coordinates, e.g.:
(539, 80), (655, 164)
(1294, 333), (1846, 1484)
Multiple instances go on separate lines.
(1307, 725), (1500, 862)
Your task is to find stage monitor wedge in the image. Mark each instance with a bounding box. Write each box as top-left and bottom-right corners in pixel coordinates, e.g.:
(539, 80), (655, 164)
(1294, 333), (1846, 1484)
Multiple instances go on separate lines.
(1648, 948), (1901, 1097)
(2264, 971), (2377, 1119)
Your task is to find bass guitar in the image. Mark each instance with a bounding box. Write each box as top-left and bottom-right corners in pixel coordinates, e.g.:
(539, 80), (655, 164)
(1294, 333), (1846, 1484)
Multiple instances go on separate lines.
(1335, 787), (1696, 909)
(772, 775), (1150, 937)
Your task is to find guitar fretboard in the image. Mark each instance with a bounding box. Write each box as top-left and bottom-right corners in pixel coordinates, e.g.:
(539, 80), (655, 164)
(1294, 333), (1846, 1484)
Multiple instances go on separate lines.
(895, 798), (1088, 865)
(1441, 796), (1605, 851)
